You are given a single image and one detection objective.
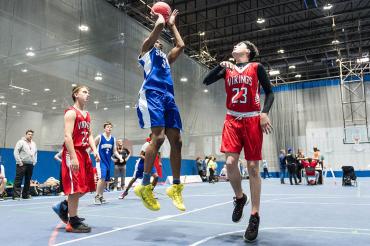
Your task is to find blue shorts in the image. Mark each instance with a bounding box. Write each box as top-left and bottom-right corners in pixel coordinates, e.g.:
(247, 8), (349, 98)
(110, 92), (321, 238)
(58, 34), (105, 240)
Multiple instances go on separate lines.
(96, 161), (110, 181)
(133, 158), (156, 179)
(137, 89), (182, 130)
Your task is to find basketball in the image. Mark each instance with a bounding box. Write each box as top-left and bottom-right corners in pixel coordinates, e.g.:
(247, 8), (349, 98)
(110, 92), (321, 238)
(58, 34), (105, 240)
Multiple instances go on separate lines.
(151, 1), (171, 22)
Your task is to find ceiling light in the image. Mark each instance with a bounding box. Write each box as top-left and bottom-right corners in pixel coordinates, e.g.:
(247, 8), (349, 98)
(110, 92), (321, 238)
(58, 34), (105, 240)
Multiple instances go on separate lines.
(203, 89), (209, 93)
(25, 47), (35, 57)
(12, 105), (16, 109)
(32, 102), (38, 106)
(52, 106), (56, 110)
(269, 70), (280, 76)
(125, 105), (130, 109)
(44, 88), (50, 92)
(94, 101), (99, 104)
(79, 25), (89, 31)
(295, 74), (302, 78)
(180, 77), (188, 82)
(289, 65), (296, 69)
(52, 99), (56, 103)
(71, 83), (77, 87)
(94, 72), (103, 81)
(323, 3), (333, 10)
(0, 96), (4, 99)
(17, 111), (20, 114)
(331, 40), (340, 45)
(357, 57), (369, 63)
(0, 102), (7, 106)
(103, 107), (108, 111)
(256, 18), (265, 24)
(21, 68), (28, 73)
(199, 31), (205, 36)
(277, 49), (285, 54)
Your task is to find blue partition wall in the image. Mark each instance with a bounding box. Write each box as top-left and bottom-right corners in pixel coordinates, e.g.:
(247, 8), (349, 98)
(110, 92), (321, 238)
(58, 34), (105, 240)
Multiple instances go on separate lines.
(0, 148), (221, 183)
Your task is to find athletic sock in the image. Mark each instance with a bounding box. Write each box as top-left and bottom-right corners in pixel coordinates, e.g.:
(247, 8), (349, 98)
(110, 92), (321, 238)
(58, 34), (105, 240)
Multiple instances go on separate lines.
(173, 179), (180, 185)
(142, 172), (151, 186)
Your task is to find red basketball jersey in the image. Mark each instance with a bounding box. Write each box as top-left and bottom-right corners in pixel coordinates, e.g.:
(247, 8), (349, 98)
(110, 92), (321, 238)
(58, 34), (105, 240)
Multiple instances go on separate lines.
(224, 62), (260, 112)
(64, 106), (91, 149)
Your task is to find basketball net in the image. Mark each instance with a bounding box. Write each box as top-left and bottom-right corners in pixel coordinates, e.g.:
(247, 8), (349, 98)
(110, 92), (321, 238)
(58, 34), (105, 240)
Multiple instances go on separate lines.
(353, 135), (364, 152)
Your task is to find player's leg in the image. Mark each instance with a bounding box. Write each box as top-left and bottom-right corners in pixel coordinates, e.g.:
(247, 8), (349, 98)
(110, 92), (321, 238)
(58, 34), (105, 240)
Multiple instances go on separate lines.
(243, 116), (263, 242)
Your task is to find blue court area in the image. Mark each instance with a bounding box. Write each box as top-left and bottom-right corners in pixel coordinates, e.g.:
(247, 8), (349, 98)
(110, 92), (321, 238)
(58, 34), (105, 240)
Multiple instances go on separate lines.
(1, 179), (370, 246)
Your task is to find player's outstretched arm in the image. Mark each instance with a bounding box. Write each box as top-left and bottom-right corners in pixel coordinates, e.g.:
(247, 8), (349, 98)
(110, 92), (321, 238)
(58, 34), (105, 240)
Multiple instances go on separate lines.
(202, 62), (229, 85)
(167, 10), (185, 64)
(140, 13), (165, 57)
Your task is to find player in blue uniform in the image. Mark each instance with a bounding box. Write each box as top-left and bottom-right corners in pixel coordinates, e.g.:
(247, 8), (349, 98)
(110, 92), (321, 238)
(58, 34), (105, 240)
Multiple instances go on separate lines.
(134, 9), (186, 211)
(94, 122), (123, 204)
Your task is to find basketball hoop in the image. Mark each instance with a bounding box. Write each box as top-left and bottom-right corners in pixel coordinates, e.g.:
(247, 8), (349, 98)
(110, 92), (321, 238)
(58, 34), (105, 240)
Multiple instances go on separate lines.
(352, 135), (364, 152)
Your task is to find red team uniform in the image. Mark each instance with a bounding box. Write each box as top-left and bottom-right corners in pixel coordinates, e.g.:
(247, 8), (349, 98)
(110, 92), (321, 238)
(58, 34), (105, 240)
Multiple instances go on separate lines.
(221, 62), (263, 160)
(62, 107), (95, 195)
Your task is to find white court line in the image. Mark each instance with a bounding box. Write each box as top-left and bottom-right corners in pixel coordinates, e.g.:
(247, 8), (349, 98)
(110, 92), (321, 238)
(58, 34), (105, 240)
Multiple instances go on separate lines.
(53, 200), (233, 246)
(189, 226), (370, 246)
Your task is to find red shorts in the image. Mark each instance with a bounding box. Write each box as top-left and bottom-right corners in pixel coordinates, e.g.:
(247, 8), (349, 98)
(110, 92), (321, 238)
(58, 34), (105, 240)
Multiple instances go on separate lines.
(62, 148), (95, 195)
(221, 114), (263, 160)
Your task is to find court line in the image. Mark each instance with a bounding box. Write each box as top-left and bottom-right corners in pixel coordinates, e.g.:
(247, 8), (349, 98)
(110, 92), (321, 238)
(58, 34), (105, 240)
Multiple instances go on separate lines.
(189, 226), (370, 246)
(53, 200), (233, 246)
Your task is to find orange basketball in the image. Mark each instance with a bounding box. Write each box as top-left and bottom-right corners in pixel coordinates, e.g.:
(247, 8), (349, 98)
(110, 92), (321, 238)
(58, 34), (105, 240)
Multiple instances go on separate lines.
(151, 1), (171, 22)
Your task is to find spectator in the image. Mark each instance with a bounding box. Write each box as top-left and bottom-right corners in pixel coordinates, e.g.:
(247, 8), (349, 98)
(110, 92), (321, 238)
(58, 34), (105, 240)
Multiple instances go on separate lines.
(279, 149), (286, 184)
(313, 146), (323, 184)
(286, 148), (298, 185)
(13, 129), (38, 199)
(262, 160), (270, 179)
(196, 157), (205, 180)
(295, 149), (305, 183)
(0, 164), (7, 200)
(112, 139), (130, 191)
(54, 149), (64, 195)
(207, 156), (217, 183)
(219, 164), (228, 181)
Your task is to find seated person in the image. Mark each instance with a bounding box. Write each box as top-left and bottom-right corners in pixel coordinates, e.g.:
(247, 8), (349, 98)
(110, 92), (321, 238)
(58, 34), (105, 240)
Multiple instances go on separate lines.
(0, 164), (7, 200)
(219, 164), (228, 181)
(302, 158), (319, 185)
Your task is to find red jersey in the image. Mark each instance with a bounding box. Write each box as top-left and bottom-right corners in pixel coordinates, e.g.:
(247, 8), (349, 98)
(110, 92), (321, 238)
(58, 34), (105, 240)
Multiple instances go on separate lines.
(64, 106), (91, 149)
(224, 62), (260, 112)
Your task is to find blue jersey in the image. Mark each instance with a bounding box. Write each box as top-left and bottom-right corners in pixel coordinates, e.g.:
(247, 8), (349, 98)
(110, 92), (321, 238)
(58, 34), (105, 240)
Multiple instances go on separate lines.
(138, 47), (174, 95)
(98, 134), (115, 165)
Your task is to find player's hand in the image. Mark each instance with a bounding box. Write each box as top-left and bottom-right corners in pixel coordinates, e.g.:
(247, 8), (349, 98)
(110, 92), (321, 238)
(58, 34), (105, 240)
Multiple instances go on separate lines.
(119, 158), (124, 163)
(151, 10), (165, 24)
(220, 61), (235, 70)
(94, 151), (100, 162)
(260, 113), (273, 134)
(167, 9), (178, 27)
(71, 158), (80, 172)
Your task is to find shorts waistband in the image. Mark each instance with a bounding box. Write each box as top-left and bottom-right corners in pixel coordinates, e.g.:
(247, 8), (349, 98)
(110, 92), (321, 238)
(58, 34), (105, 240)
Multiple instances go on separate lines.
(227, 110), (260, 118)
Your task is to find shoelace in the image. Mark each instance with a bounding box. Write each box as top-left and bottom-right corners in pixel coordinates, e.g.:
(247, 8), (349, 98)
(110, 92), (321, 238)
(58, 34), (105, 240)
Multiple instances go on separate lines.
(143, 187), (156, 205)
(247, 216), (259, 232)
(233, 197), (244, 213)
(172, 186), (183, 202)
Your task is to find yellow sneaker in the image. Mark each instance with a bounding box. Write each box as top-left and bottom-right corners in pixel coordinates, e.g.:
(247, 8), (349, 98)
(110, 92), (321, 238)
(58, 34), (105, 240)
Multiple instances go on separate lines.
(166, 184), (186, 211)
(134, 184), (160, 211)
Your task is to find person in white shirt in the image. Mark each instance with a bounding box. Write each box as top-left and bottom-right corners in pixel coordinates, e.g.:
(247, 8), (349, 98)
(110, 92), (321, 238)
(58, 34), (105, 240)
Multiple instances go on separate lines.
(13, 129), (37, 199)
(262, 160), (270, 179)
(0, 164), (7, 200)
(54, 149), (64, 194)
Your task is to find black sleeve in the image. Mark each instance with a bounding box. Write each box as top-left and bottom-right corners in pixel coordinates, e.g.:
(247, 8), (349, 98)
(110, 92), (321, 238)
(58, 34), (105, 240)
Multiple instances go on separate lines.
(257, 63), (274, 114)
(203, 65), (226, 85)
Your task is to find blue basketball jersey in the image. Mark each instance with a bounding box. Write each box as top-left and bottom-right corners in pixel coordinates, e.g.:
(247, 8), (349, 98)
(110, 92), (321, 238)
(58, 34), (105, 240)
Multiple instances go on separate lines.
(138, 47), (174, 95)
(98, 134), (115, 165)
